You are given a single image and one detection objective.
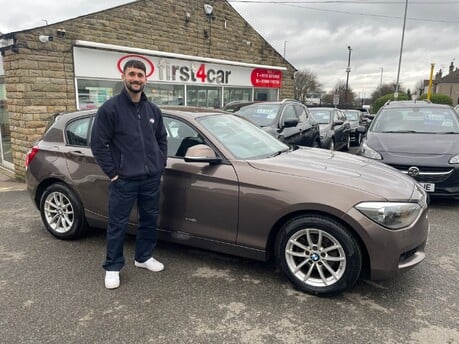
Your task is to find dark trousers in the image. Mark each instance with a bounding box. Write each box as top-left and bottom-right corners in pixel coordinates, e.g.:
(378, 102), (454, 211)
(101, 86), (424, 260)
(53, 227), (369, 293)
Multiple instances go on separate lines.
(103, 176), (161, 271)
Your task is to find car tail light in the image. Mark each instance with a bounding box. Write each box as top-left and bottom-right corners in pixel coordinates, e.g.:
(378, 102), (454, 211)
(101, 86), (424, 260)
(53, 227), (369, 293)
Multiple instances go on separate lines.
(25, 146), (39, 168)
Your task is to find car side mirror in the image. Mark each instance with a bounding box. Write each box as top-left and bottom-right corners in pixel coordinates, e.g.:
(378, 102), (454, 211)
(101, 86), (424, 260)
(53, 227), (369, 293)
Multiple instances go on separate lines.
(357, 126), (367, 133)
(282, 118), (299, 128)
(184, 144), (222, 165)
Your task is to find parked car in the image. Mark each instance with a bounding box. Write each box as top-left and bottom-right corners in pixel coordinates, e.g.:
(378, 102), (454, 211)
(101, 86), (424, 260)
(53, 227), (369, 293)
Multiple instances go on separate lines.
(235, 100), (321, 147)
(454, 104), (459, 114)
(358, 100), (459, 199)
(309, 107), (351, 150)
(25, 107), (429, 296)
(343, 109), (367, 146)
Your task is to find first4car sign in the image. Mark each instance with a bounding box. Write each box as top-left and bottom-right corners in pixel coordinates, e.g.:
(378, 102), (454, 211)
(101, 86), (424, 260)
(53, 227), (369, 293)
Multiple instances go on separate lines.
(74, 46), (284, 88)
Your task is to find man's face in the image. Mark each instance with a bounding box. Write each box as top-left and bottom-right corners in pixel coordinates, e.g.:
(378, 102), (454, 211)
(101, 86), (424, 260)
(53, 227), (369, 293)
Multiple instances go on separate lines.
(122, 66), (147, 93)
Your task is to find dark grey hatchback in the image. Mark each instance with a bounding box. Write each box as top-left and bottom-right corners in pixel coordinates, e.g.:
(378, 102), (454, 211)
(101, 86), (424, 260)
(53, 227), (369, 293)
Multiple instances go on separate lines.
(358, 100), (459, 199)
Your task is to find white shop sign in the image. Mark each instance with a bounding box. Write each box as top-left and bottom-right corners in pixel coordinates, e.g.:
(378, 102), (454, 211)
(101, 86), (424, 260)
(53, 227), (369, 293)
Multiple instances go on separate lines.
(74, 45), (283, 88)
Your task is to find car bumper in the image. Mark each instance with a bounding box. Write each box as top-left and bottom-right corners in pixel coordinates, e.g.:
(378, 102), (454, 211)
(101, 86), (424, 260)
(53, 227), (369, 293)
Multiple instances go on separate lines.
(343, 205), (429, 280)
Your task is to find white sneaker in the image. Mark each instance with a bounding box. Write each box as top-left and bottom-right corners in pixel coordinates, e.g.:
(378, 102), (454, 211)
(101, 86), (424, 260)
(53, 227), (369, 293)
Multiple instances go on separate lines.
(134, 257), (164, 272)
(105, 271), (120, 289)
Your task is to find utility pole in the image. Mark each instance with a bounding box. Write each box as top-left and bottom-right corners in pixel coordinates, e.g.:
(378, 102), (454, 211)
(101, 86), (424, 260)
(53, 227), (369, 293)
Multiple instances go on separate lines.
(395, 0), (408, 99)
(345, 45), (352, 106)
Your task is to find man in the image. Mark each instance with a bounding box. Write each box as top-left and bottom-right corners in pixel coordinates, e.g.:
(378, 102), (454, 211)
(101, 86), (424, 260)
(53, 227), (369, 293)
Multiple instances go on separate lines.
(91, 59), (167, 289)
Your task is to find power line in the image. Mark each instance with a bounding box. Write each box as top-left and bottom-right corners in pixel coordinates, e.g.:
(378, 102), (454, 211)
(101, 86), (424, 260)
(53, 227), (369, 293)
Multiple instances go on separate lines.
(228, 1), (459, 24)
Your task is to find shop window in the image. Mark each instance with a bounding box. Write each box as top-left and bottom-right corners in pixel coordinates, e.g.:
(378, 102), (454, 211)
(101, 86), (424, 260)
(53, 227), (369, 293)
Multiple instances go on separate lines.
(0, 74), (13, 168)
(223, 87), (253, 106)
(187, 86), (222, 108)
(147, 84), (185, 105)
(77, 79), (121, 110)
(254, 88), (278, 101)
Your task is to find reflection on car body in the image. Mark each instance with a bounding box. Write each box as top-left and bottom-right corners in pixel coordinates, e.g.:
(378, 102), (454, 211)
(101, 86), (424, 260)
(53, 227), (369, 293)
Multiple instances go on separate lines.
(25, 106), (429, 296)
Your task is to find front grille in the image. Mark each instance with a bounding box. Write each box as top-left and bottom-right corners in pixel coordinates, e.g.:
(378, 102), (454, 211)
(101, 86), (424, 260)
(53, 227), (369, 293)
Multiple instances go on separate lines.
(390, 164), (454, 183)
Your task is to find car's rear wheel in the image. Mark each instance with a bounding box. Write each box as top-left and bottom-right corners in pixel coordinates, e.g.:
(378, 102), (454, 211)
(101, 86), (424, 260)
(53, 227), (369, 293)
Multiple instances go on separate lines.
(275, 215), (362, 296)
(39, 183), (87, 240)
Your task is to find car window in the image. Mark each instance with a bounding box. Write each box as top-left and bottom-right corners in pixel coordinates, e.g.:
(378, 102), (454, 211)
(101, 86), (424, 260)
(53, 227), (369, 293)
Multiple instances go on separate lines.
(199, 114), (288, 159)
(282, 105), (298, 123)
(310, 110), (331, 124)
(65, 117), (92, 146)
(372, 108), (459, 133)
(163, 117), (205, 157)
(344, 111), (360, 121)
(237, 104), (280, 126)
(294, 105), (308, 123)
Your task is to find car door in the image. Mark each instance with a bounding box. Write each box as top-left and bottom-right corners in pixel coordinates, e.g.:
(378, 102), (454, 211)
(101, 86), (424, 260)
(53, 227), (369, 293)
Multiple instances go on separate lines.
(63, 115), (138, 224)
(159, 116), (239, 243)
(294, 104), (316, 146)
(278, 104), (302, 145)
(331, 109), (345, 148)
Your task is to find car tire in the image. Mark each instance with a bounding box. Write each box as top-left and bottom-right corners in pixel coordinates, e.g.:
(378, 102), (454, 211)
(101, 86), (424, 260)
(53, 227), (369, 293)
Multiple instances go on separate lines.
(275, 215), (362, 296)
(39, 183), (87, 240)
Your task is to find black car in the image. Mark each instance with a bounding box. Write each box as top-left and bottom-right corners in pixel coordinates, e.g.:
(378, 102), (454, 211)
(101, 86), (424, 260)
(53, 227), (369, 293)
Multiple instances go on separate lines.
(235, 100), (320, 147)
(309, 107), (351, 151)
(358, 100), (459, 199)
(343, 109), (367, 146)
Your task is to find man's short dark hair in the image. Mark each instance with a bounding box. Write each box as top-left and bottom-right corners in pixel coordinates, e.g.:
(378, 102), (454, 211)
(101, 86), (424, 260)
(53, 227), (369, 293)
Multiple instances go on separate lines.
(123, 59), (147, 73)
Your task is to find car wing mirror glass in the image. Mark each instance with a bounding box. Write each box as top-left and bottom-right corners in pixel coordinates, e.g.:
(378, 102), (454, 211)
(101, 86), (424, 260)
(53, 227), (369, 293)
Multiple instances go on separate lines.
(184, 144), (221, 165)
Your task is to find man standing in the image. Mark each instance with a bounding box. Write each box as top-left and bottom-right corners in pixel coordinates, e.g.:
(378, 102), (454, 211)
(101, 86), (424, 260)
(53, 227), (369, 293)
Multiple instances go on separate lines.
(91, 59), (167, 289)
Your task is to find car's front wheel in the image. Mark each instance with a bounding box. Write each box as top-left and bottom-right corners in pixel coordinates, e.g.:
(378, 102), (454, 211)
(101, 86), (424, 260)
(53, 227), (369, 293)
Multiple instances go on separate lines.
(39, 183), (87, 240)
(275, 215), (362, 296)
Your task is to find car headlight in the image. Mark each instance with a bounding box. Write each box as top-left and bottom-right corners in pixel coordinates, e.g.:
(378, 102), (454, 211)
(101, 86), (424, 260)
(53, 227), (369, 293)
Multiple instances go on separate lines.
(355, 202), (422, 230)
(359, 141), (382, 160)
(449, 154), (459, 164)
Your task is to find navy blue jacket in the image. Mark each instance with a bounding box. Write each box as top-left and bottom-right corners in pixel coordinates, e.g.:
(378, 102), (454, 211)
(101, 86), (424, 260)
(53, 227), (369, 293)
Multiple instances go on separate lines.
(91, 88), (167, 180)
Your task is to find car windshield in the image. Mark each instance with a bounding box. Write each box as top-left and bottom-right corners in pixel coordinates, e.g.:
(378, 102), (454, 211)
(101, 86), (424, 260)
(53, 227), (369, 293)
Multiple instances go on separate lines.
(236, 104), (280, 126)
(344, 111), (360, 121)
(371, 108), (459, 133)
(198, 114), (289, 159)
(310, 110), (331, 124)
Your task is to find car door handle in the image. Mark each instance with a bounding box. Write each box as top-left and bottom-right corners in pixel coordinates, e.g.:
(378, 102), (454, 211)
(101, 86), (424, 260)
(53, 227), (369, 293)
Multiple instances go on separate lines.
(68, 151), (84, 156)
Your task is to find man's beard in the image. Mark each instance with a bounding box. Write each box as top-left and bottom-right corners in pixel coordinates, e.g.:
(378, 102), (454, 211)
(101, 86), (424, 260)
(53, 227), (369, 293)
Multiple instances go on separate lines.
(125, 81), (144, 93)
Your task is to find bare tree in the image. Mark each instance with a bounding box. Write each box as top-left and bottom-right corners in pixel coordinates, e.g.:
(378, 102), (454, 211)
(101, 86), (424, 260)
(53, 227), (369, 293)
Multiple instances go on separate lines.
(294, 69), (322, 103)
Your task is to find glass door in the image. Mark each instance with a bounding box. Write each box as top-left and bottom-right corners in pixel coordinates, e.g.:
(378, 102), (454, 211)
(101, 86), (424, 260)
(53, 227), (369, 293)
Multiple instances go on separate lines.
(0, 78), (13, 169)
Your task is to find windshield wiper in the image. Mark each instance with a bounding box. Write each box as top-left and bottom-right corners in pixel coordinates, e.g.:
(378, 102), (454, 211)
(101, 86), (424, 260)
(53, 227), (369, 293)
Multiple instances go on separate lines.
(269, 148), (290, 157)
(381, 130), (418, 133)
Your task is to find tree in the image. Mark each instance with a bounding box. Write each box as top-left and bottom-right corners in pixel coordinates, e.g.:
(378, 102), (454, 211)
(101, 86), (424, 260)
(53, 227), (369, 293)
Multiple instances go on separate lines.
(370, 83), (401, 105)
(418, 93), (453, 105)
(294, 69), (322, 103)
(372, 92), (410, 113)
(415, 80), (425, 96)
(332, 80), (355, 107)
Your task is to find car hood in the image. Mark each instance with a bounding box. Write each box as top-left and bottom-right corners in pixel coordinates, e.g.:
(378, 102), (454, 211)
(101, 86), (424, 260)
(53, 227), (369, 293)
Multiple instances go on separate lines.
(247, 147), (416, 200)
(366, 132), (459, 159)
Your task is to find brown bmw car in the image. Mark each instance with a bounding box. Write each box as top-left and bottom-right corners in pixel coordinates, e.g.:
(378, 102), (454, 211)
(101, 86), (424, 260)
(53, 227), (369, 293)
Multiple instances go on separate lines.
(25, 107), (429, 296)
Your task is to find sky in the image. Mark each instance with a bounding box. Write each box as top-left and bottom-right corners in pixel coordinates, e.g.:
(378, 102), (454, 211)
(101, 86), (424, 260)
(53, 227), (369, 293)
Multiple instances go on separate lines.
(1, 0), (458, 97)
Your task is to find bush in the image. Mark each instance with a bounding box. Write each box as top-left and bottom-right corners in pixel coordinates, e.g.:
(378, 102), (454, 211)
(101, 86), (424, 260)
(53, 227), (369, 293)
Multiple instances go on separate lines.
(372, 93), (410, 114)
(418, 93), (453, 105)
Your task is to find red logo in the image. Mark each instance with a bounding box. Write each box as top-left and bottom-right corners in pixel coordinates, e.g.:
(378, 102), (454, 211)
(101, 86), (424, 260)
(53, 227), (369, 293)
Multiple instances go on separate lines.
(117, 54), (155, 77)
(250, 68), (282, 88)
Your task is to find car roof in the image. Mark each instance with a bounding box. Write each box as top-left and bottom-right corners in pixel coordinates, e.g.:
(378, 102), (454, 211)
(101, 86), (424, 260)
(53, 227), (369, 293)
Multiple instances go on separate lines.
(381, 100), (452, 109)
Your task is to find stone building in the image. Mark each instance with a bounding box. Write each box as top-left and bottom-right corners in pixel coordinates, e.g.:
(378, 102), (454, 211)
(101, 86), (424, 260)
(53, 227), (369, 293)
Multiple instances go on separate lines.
(432, 61), (459, 105)
(0, 0), (296, 179)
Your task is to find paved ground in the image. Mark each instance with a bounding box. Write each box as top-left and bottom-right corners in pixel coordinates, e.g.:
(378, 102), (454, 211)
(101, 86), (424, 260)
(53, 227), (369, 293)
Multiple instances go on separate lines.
(0, 171), (458, 343)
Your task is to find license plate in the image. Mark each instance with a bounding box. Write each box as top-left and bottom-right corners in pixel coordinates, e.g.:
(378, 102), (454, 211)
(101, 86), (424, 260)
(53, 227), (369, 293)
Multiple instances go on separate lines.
(420, 183), (435, 192)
